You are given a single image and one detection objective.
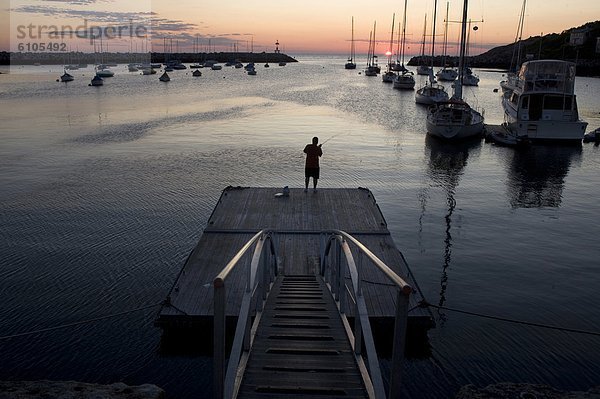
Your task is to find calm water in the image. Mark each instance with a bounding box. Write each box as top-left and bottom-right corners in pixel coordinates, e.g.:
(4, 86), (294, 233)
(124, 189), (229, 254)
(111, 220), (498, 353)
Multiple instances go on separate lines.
(1, 57), (599, 398)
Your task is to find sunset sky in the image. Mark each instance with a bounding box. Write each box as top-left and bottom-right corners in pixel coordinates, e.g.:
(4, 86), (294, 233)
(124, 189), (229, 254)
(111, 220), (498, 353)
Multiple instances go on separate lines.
(1, 0), (599, 57)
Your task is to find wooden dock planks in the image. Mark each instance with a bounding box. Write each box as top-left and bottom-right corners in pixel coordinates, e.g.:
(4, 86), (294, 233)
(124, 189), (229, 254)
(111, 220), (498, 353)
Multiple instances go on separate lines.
(236, 275), (368, 399)
(156, 187), (433, 331)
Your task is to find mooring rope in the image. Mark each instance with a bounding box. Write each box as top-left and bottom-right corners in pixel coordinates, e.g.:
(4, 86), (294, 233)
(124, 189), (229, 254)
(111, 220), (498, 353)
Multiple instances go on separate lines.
(418, 300), (600, 337)
(0, 302), (163, 341)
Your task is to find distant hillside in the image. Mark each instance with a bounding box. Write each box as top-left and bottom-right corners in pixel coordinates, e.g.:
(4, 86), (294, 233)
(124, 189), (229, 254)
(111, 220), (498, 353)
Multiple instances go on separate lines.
(408, 21), (600, 77)
(0, 51), (297, 66)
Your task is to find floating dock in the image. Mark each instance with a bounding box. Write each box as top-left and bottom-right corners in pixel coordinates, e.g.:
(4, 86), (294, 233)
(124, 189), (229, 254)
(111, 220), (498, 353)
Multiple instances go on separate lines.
(156, 187), (433, 352)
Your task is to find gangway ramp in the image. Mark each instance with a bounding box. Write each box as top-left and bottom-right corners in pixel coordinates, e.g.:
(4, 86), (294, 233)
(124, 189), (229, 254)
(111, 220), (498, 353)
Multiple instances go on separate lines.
(237, 274), (369, 398)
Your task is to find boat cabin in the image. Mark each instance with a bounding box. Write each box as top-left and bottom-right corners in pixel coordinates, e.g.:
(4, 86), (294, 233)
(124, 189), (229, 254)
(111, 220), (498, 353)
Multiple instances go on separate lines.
(515, 60), (576, 94)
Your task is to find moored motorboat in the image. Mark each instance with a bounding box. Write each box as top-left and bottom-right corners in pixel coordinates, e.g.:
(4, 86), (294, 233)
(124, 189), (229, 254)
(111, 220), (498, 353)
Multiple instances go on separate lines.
(501, 60), (588, 142)
(583, 127), (600, 143)
(95, 68), (114, 77)
(141, 67), (156, 75)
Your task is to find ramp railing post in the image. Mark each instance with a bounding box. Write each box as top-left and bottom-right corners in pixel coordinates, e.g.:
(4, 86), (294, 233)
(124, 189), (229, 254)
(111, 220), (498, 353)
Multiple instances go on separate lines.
(389, 287), (410, 399)
(213, 278), (226, 399)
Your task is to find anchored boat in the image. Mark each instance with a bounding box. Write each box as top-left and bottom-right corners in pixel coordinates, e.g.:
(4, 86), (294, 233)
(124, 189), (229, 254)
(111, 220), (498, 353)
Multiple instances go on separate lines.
(501, 60), (588, 142)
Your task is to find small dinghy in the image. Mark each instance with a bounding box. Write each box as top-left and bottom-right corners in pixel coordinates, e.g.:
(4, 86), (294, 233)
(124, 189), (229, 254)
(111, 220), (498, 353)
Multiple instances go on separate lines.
(159, 72), (170, 82)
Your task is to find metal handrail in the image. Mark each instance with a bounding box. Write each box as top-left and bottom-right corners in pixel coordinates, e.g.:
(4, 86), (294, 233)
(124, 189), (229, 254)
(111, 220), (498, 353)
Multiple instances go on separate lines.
(213, 230), (278, 399)
(320, 229), (412, 399)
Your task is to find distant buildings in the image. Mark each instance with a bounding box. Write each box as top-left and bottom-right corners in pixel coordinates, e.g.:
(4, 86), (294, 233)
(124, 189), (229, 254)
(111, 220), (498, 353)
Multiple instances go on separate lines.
(569, 27), (590, 46)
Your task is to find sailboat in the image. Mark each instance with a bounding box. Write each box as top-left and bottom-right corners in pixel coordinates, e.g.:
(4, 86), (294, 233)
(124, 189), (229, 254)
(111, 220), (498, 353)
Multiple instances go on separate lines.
(364, 24), (380, 76)
(392, 0), (415, 90)
(94, 34), (114, 78)
(345, 17), (357, 69)
(426, 0), (484, 140)
(461, 21), (480, 86)
(416, 14), (432, 75)
(59, 70), (74, 82)
(382, 14), (397, 83)
(159, 71), (171, 82)
(436, 1), (458, 81)
(89, 75), (103, 86)
(415, 0), (450, 104)
(500, 0), (527, 96)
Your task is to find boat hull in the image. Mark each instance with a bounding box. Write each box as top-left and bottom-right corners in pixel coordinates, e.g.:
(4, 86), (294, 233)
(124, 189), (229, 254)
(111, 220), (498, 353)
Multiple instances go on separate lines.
(426, 104), (484, 140)
(415, 86), (449, 105)
(382, 72), (396, 83)
(416, 65), (431, 75)
(436, 68), (458, 81)
(393, 76), (415, 90)
(505, 119), (588, 141)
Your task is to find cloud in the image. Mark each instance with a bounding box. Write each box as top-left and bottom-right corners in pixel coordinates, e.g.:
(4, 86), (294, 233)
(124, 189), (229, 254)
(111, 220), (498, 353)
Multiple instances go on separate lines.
(37, 0), (112, 5)
(11, 3), (247, 50)
(13, 5), (155, 23)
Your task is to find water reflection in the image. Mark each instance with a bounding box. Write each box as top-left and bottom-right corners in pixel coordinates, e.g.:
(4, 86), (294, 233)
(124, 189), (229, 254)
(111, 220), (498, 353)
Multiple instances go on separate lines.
(424, 136), (482, 321)
(506, 145), (582, 208)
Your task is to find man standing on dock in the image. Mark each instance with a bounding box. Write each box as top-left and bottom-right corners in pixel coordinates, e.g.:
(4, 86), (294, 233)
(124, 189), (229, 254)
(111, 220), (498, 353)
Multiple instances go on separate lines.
(304, 136), (323, 192)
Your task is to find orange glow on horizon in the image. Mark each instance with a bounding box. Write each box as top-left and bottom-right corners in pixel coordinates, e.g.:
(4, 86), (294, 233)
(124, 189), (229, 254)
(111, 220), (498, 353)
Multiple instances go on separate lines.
(3, 0), (599, 55)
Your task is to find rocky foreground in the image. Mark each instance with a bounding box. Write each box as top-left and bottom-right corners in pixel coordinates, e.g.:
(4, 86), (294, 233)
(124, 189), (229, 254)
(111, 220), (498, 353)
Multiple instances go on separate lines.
(0, 381), (164, 399)
(456, 383), (600, 399)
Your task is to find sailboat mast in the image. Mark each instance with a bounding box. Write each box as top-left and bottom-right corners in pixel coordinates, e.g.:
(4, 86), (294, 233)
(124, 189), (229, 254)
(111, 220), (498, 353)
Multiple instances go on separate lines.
(513, 0), (527, 71)
(431, 0), (438, 68)
(388, 13), (395, 68)
(421, 14), (427, 58)
(455, 0), (469, 100)
(351, 16), (355, 62)
(396, 21), (402, 63)
(373, 21), (377, 63)
(367, 31), (373, 66)
(401, 0), (408, 66)
(442, 1), (449, 67)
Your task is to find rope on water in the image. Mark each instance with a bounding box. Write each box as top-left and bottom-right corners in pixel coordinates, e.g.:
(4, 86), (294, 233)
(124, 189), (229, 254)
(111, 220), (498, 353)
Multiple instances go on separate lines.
(0, 302), (163, 341)
(419, 300), (600, 337)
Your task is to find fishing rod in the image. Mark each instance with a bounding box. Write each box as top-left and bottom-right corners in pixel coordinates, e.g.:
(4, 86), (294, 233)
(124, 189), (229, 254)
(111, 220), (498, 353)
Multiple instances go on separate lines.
(320, 133), (341, 145)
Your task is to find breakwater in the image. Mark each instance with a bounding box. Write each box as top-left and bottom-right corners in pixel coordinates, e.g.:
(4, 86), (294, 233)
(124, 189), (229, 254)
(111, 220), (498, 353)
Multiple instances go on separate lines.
(1, 51), (297, 66)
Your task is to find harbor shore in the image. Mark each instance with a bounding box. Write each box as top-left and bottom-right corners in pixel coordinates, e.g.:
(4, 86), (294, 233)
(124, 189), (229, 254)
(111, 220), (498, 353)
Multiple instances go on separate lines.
(1, 51), (297, 66)
(3, 380), (597, 398)
(456, 383), (600, 399)
(0, 381), (165, 399)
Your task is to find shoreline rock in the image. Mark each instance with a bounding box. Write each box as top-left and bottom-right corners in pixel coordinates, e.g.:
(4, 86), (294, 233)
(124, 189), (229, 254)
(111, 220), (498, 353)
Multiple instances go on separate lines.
(455, 383), (600, 399)
(0, 380), (165, 399)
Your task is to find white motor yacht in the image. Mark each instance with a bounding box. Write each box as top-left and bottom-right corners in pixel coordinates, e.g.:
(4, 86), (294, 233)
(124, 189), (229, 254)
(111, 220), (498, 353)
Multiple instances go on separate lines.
(501, 60), (588, 142)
